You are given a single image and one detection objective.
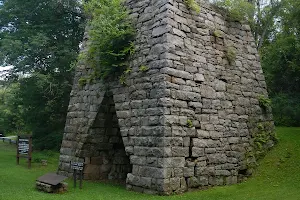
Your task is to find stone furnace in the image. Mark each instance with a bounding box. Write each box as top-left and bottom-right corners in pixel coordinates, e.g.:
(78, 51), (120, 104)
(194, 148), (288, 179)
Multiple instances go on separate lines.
(58, 0), (275, 195)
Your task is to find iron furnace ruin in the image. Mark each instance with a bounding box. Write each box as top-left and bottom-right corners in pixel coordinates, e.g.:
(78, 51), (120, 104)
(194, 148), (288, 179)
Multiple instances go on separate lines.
(58, 0), (275, 195)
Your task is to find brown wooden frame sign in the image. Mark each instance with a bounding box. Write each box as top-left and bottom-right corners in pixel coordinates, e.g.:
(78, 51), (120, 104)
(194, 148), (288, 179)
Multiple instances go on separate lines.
(17, 135), (32, 169)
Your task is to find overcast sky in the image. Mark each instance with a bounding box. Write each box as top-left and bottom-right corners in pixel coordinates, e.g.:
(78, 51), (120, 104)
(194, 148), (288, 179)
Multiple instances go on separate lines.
(0, 66), (13, 72)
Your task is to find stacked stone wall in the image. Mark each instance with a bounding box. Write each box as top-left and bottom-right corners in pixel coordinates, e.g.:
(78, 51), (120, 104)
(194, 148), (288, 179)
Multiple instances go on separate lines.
(58, 0), (275, 195)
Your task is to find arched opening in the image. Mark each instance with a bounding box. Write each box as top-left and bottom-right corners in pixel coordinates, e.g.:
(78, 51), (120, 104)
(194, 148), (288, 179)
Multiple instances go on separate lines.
(82, 91), (131, 182)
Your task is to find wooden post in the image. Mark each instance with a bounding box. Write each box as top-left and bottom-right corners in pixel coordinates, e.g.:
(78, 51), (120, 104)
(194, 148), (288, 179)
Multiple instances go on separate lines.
(79, 169), (83, 189)
(16, 136), (20, 165)
(28, 136), (32, 169)
(73, 169), (77, 188)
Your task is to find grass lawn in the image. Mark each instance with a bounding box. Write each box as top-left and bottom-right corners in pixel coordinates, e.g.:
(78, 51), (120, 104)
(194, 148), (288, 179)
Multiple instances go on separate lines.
(0, 127), (300, 200)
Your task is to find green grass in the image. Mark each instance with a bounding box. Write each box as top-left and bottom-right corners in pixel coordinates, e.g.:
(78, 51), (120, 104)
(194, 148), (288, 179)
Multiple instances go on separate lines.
(0, 127), (300, 200)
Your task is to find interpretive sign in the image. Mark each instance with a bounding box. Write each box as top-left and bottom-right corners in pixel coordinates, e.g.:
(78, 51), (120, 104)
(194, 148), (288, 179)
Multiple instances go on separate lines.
(17, 135), (32, 169)
(71, 162), (84, 171)
(70, 161), (84, 189)
(18, 138), (29, 155)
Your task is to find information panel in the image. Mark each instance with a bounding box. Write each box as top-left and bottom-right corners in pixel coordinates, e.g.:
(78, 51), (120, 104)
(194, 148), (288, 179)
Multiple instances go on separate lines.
(71, 162), (84, 171)
(17, 135), (32, 169)
(70, 161), (84, 189)
(18, 138), (29, 155)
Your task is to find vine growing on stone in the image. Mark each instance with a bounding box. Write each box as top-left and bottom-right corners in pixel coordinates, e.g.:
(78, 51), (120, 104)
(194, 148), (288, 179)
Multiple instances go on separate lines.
(213, 0), (254, 23)
(139, 65), (149, 72)
(258, 95), (272, 110)
(245, 120), (277, 171)
(83, 0), (135, 82)
(253, 122), (277, 158)
(212, 30), (224, 38)
(184, 0), (201, 13)
(225, 46), (237, 65)
(187, 119), (194, 128)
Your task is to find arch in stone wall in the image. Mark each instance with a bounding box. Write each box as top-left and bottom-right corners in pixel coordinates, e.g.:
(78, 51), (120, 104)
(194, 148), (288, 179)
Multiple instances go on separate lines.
(79, 91), (132, 182)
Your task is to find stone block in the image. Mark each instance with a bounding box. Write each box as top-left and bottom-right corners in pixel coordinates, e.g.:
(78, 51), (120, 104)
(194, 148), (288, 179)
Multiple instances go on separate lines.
(172, 147), (189, 157)
(146, 157), (158, 167)
(228, 137), (240, 144)
(197, 176), (208, 186)
(192, 147), (205, 157)
(170, 177), (181, 191)
(216, 176), (224, 186)
(156, 178), (171, 193)
(194, 73), (205, 82)
(215, 170), (231, 176)
(195, 166), (207, 176)
(187, 177), (200, 188)
(225, 176), (238, 185)
(183, 137), (190, 147)
(192, 138), (208, 147)
(139, 166), (166, 179)
(157, 157), (185, 168)
(152, 25), (172, 37)
(200, 85), (216, 99)
(183, 167), (195, 177)
(139, 177), (152, 189)
(36, 181), (67, 193)
(207, 154), (227, 164)
(196, 129), (210, 138)
(215, 80), (226, 91)
(205, 148), (217, 154)
(173, 167), (184, 177)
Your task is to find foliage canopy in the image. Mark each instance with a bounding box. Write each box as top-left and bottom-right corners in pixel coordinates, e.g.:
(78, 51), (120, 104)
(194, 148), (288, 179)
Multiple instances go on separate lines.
(83, 0), (135, 81)
(260, 0), (300, 126)
(0, 0), (85, 149)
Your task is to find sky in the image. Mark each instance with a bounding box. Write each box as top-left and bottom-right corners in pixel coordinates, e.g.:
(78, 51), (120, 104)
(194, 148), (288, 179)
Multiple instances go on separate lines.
(0, 66), (13, 72)
(0, 66), (13, 80)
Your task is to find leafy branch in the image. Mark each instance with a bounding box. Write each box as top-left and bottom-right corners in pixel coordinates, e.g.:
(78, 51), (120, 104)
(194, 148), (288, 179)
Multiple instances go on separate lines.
(184, 0), (201, 13)
(83, 0), (135, 81)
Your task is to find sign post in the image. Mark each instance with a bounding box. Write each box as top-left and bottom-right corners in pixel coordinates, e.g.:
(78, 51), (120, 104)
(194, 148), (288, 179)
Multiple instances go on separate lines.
(17, 135), (32, 169)
(70, 161), (84, 189)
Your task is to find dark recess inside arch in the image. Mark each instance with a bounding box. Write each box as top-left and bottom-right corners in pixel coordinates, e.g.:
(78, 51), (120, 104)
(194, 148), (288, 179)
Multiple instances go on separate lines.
(82, 91), (132, 183)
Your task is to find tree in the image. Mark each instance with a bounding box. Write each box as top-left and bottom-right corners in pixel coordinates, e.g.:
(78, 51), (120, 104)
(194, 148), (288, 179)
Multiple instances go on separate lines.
(0, 0), (84, 75)
(211, 0), (299, 126)
(0, 0), (85, 149)
(260, 0), (300, 126)
(213, 0), (281, 49)
(0, 83), (26, 134)
(261, 0), (300, 94)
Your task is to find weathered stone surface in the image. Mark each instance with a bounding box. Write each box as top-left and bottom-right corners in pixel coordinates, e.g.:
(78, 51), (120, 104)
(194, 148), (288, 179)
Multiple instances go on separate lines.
(36, 181), (67, 193)
(194, 74), (205, 82)
(187, 177), (200, 188)
(184, 167), (195, 177)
